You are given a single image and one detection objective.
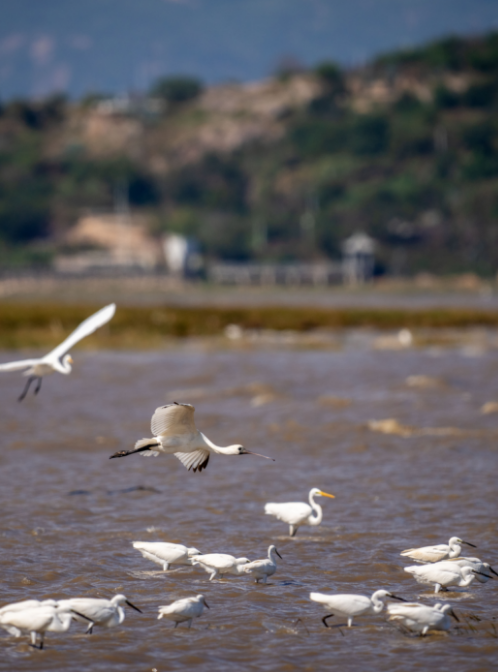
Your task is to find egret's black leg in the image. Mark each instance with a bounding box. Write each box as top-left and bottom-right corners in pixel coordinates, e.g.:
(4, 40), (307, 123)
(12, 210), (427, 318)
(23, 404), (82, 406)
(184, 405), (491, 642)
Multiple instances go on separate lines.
(18, 377), (34, 402)
(322, 614), (334, 628)
(109, 443), (158, 459)
(34, 377), (42, 395)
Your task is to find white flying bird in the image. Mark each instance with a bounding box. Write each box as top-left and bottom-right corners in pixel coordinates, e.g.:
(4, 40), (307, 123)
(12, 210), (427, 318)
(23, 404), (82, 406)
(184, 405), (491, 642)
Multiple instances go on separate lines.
(0, 303), (116, 401)
(264, 487), (335, 537)
(387, 601), (459, 635)
(56, 594), (141, 634)
(0, 604), (88, 649)
(400, 537), (476, 563)
(109, 402), (274, 472)
(243, 545), (282, 584)
(404, 561), (488, 593)
(158, 594), (209, 628)
(132, 541), (202, 571)
(445, 557), (498, 583)
(310, 590), (405, 628)
(192, 554), (251, 580)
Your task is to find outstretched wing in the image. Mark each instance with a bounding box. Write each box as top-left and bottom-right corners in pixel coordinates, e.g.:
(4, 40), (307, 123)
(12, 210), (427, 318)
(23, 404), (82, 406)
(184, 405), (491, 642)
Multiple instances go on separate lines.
(44, 304), (116, 362)
(0, 359), (41, 372)
(151, 403), (197, 437)
(174, 449), (210, 472)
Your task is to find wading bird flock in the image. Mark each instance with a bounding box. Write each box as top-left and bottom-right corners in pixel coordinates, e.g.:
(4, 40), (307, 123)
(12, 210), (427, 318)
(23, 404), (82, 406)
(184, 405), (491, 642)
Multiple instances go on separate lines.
(0, 303), (496, 649)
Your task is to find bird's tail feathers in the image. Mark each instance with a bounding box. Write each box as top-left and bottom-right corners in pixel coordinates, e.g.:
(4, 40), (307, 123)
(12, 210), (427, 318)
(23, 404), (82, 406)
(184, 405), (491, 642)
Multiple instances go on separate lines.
(309, 592), (330, 604)
(134, 437), (161, 457)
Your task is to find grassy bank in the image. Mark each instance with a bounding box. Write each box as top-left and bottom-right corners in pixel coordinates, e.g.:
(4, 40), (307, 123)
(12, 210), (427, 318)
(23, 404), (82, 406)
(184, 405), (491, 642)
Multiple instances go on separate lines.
(0, 303), (498, 350)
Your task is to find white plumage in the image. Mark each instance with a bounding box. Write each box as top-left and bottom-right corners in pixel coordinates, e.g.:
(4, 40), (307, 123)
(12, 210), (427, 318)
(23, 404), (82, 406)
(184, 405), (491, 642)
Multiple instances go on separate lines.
(56, 594), (141, 633)
(0, 598), (57, 615)
(404, 561), (482, 593)
(0, 604), (80, 649)
(0, 303), (116, 401)
(310, 589), (404, 628)
(264, 487), (335, 537)
(400, 536), (476, 563)
(110, 402), (273, 472)
(192, 553), (251, 580)
(132, 541), (202, 571)
(387, 602), (458, 635)
(243, 545), (282, 583)
(158, 594), (209, 628)
(444, 556), (498, 583)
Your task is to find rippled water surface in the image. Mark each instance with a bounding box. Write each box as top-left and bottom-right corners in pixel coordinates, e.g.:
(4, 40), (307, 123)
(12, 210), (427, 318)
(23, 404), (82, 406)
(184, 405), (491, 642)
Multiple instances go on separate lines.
(0, 342), (497, 671)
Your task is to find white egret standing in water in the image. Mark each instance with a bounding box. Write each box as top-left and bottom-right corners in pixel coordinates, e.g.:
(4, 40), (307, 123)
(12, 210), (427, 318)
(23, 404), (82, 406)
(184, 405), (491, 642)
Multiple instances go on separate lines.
(56, 595), (142, 633)
(191, 554), (251, 580)
(387, 602), (459, 635)
(264, 487), (335, 537)
(444, 557), (498, 583)
(158, 595), (209, 628)
(243, 545), (282, 584)
(310, 590), (405, 627)
(0, 604), (89, 649)
(404, 562), (488, 593)
(400, 537), (476, 563)
(109, 402), (274, 472)
(0, 303), (116, 401)
(132, 541), (202, 571)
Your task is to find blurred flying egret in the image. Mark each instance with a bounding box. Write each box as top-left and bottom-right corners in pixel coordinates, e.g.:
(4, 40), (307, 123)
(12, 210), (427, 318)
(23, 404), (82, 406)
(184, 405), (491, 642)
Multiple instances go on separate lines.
(56, 594), (141, 634)
(264, 487), (335, 537)
(400, 537), (476, 563)
(446, 557), (498, 583)
(404, 561), (488, 593)
(0, 604), (88, 649)
(132, 541), (202, 571)
(243, 545), (282, 584)
(0, 303), (116, 401)
(192, 554), (251, 580)
(387, 601), (459, 635)
(158, 595), (209, 628)
(310, 590), (405, 628)
(109, 402), (274, 472)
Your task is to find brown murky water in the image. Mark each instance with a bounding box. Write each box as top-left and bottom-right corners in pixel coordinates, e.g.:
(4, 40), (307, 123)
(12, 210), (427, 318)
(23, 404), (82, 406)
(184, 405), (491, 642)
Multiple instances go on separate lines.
(0, 337), (497, 671)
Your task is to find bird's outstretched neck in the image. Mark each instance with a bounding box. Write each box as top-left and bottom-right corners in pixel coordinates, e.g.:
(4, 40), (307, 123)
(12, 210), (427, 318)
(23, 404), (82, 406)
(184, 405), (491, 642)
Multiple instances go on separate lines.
(199, 432), (240, 455)
(308, 492), (323, 526)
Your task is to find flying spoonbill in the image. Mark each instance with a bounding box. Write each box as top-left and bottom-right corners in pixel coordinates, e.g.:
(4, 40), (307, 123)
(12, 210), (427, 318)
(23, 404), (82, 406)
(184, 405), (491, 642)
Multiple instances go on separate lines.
(310, 590), (405, 628)
(243, 545), (282, 584)
(56, 594), (141, 633)
(0, 604), (89, 649)
(403, 561), (488, 593)
(264, 487), (335, 537)
(0, 303), (116, 401)
(387, 601), (459, 635)
(109, 402), (274, 472)
(400, 537), (476, 563)
(132, 541), (202, 571)
(445, 557), (498, 583)
(192, 554), (251, 580)
(158, 595), (209, 628)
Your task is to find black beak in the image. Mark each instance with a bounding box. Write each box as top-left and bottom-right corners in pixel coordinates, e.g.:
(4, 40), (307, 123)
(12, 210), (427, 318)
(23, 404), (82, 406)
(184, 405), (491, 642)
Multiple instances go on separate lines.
(70, 609), (93, 622)
(275, 549), (283, 560)
(125, 600), (142, 613)
(243, 450), (275, 461)
(489, 566), (498, 578)
(389, 594), (407, 602)
(462, 541), (477, 548)
(204, 600), (210, 609)
(449, 609), (460, 622)
(473, 570), (491, 579)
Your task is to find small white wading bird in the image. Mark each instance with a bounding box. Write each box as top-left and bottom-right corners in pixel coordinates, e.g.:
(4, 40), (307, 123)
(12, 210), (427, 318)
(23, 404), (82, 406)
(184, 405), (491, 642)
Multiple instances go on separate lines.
(310, 590), (405, 628)
(0, 604), (89, 649)
(446, 557), (498, 583)
(400, 537), (476, 563)
(0, 599), (58, 615)
(404, 561), (489, 593)
(109, 402), (274, 472)
(0, 303), (116, 401)
(56, 594), (142, 634)
(158, 595), (209, 629)
(192, 554), (251, 580)
(243, 545), (282, 584)
(132, 541), (202, 571)
(264, 487), (335, 537)
(387, 602), (459, 635)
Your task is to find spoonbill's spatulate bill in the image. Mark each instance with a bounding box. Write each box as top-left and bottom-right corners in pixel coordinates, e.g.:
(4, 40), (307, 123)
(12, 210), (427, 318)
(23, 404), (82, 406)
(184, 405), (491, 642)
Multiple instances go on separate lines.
(132, 541), (202, 571)
(56, 595), (141, 633)
(109, 402), (274, 472)
(192, 554), (251, 580)
(158, 595), (209, 628)
(403, 562), (488, 593)
(0, 605), (87, 649)
(400, 537), (476, 563)
(264, 487), (335, 537)
(0, 303), (116, 401)
(387, 602), (459, 635)
(243, 545), (282, 584)
(310, 590), (405, 628)
(446, 557), (498, 583)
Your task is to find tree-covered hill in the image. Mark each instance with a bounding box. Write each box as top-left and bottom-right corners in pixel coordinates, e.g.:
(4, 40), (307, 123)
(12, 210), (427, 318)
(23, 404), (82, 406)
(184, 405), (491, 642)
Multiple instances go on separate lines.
(1, 31), (498, 275)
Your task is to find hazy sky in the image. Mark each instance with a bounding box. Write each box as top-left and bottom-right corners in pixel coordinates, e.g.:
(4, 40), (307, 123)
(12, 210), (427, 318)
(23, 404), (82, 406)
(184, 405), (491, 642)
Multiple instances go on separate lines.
(1, 0), (498, 98)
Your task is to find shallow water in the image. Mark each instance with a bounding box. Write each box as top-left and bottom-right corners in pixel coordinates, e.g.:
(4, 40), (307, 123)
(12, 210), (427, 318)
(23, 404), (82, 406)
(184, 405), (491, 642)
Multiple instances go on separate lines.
(0, 342), (497, 671)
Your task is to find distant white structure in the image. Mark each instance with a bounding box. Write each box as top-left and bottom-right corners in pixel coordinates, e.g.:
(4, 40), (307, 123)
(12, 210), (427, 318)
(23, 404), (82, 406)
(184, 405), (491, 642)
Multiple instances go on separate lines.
(342, 232), (376, 284)
(163, 234), (202, 278)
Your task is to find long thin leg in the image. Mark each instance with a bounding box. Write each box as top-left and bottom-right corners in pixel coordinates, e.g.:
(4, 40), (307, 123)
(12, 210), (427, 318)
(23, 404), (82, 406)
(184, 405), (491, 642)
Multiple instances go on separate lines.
(18, 377), (34, 402)
(290, 525), (297, 537)
(109, 443), (158, 459)
(174, 622), (178, 629)
(86, 623), (94, 634)
(39, 634), (44, 650)
(322, 614), (334, 628)
(34, 377), (42, 395)
(188, 619), (192, 629)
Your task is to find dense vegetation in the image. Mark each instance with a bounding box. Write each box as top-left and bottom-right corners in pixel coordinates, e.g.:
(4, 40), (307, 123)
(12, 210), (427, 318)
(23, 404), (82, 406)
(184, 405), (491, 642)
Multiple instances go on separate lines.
(1, 32), (498, 275)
